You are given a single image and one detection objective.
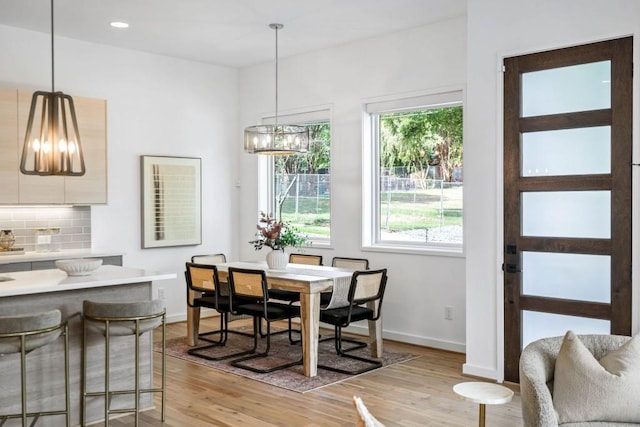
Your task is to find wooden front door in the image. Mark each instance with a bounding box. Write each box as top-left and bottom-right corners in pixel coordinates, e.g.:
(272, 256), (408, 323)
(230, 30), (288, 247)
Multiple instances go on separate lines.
(503, 37), (633, 382)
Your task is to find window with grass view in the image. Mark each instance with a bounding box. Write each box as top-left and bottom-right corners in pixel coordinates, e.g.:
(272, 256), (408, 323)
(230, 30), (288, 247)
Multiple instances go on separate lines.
(366, 92), (463, 249)
(273, 120), (331, 243)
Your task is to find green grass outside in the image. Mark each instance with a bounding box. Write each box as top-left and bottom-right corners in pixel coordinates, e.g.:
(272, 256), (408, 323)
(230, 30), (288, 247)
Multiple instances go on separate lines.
(280, 186), (462, 237)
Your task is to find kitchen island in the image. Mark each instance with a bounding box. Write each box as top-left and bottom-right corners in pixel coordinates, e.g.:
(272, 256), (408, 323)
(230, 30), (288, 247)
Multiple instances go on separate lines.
(0, 265), (175, 427)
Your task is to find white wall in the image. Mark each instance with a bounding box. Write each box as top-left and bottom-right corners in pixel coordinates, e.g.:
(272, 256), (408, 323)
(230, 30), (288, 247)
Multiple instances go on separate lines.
(0, 25), (239, 321)
(465, 0), (640, 380)
(238, 17), (468, 351)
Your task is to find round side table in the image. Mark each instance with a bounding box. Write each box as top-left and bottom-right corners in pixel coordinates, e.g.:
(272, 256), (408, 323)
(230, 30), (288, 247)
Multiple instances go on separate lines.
(453, 382), (514, 427)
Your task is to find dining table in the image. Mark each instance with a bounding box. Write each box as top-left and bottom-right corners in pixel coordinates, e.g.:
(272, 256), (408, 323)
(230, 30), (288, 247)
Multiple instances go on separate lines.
(186, 261), (383, 377)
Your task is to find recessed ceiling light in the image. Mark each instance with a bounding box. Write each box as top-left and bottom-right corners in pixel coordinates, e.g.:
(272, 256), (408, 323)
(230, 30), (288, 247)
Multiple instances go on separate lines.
(110, 21), (129, 29)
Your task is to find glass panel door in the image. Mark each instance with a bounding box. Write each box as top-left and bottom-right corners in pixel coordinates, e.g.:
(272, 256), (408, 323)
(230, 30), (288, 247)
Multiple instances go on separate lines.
(502, 37), (632, 382)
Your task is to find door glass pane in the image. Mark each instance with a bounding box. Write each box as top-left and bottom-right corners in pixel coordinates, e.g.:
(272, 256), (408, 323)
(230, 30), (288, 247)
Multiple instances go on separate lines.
(522, 61), (611, 117)
(522, 191), (610, 238)
(521, 126), (611, 176)
(522, 310), (610, 349)
(522, 252), (610, 303)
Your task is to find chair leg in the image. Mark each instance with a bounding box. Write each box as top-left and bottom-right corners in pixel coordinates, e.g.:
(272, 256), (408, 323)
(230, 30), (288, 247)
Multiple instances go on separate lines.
(199, 312), (255, 343)
(188, 313), (258, 361)
(231, 318), (302, 373)
(318, 324), (367, 352)
(318, 326), (382, 375)
(261, 314), (301, 345)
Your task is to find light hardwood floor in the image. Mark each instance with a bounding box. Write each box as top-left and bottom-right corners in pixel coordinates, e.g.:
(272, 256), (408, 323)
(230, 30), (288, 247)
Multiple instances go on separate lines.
(107, 318), (523, 426)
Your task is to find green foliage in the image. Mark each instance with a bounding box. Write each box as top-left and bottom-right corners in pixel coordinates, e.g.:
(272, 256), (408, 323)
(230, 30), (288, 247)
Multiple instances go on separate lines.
(249, 212), (309, 251)
(275, 122), (330, 175)
(381, 106), (463, 182)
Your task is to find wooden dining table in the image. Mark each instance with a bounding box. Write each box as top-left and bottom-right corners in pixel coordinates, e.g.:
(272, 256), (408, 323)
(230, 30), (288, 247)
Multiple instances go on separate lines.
(186, 261), (383, 377)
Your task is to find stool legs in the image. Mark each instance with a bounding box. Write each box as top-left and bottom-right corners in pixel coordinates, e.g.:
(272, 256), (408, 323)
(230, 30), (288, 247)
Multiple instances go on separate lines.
(0, 317), (70, 427)
(82, 307), (165, 426)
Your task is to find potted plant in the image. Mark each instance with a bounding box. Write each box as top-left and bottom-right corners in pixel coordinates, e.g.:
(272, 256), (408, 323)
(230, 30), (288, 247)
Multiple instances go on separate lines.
(250, 211), (308, 269)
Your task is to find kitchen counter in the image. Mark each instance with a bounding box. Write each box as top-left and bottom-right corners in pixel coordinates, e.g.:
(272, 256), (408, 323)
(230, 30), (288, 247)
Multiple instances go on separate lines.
(0, 264), (175, 426)
(0, 248), (124, 264)
(0, 264), (175, 297)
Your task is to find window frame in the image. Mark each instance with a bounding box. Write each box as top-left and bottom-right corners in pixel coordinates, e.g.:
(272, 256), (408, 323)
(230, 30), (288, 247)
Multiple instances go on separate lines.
(258, 106), (333, 247)
(362, 89), (465, 256)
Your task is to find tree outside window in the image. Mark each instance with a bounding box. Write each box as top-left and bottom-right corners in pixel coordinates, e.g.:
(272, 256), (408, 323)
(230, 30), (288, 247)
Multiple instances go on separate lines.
(374, 103), (463, 247)
(274, 122), (331, 242)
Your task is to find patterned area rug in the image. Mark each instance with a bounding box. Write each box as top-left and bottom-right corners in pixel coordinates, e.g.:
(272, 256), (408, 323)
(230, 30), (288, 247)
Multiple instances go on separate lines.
(155, 326), (418, 393)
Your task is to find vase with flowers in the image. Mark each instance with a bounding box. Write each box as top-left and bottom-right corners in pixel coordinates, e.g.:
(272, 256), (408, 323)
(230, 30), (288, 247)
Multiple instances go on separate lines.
(250, 211), (309, 269)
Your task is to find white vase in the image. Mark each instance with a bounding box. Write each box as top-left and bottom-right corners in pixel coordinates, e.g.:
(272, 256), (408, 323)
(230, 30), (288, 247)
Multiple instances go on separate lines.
(266, 249), (288, 270)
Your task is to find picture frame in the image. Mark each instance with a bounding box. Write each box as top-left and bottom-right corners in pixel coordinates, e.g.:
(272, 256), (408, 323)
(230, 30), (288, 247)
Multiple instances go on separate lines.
(140, 155), (202, 248)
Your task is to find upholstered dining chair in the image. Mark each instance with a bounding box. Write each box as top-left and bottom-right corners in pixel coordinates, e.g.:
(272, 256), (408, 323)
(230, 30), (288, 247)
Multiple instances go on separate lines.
(318, 268), (387, 375)
(227, 267), (301, 373)
(185, 262), (255, 361)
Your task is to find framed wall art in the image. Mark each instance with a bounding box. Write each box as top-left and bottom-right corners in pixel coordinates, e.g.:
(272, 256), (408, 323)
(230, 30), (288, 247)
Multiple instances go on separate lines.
(141, 155), (201, 248)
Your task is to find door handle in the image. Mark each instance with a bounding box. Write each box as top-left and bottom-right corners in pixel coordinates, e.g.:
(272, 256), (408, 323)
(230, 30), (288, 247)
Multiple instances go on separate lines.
(502, 263), (521, 273)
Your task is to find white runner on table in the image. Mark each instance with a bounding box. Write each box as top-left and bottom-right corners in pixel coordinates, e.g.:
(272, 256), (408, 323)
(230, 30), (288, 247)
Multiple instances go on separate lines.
(283, 264), (353, 309)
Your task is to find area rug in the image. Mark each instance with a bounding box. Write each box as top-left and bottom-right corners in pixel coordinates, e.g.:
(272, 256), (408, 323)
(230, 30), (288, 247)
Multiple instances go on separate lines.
(155, 327), (418, 393)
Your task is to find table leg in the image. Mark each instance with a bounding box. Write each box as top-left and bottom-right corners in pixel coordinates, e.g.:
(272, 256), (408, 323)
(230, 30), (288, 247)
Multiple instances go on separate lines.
(187, 306), (200, 346)
(299, 292), (320, 377)
(479, 403), (486, 427)
(367, 301), (383, 358)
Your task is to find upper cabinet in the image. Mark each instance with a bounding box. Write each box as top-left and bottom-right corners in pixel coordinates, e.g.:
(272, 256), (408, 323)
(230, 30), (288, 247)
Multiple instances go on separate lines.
(0, 88), (19, 203)
(0, 88), (107, 205)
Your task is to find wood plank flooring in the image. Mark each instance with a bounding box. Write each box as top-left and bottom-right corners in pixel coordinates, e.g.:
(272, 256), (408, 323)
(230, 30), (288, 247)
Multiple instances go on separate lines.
(106, 318), (523, 426)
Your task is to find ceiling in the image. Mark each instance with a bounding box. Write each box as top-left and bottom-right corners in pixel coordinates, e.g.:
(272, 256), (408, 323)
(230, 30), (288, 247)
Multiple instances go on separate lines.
(0, 0), (466, 68)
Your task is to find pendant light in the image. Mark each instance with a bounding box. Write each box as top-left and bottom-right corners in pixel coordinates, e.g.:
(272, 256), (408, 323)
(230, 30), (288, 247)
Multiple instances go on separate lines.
(20, 0), (85, 176)
(244, 23), (309, 155)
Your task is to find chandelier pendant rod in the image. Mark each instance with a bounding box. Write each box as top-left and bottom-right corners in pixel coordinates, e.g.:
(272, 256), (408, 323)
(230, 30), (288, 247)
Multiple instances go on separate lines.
(271, 23), (282, 129)
(50, 0), (55, 93)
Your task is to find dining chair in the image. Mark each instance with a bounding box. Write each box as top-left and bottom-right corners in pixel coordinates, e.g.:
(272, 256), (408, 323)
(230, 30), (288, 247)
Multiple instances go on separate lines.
(228, 267), (302, 373)
(190, 253), (253, 330)
(185, 262), (256, 361)
(191, 253), (226, 265)
(276, 253), (323, 307)
(318, 268), (388, 375)
(289, 253), (323, 266)
(323, 257), (370, 306)
(331, 256), (369, 270)
(267, 252), (324, 343)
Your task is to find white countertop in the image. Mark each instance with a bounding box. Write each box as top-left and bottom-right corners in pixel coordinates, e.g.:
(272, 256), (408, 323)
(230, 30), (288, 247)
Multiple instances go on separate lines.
(0, 265), (175, 297)
(0, 249), (124, 265)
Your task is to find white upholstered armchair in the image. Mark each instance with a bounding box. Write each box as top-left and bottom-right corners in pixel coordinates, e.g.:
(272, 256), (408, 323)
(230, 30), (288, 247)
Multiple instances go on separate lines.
(519, 333), (635, 427)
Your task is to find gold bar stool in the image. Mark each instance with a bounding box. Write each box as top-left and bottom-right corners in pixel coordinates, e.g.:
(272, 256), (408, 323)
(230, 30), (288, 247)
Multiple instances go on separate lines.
(82, 300), (166, 427)
(0, 309), (70, 427)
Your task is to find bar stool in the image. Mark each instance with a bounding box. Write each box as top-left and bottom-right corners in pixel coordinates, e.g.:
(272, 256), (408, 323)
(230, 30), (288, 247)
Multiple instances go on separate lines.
(82, 300), (166, 427)
(0, 309), (70, 427)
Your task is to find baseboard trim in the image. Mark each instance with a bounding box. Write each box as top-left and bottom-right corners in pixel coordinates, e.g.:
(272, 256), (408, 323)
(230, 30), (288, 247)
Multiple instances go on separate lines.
(343, 324), (466, 354)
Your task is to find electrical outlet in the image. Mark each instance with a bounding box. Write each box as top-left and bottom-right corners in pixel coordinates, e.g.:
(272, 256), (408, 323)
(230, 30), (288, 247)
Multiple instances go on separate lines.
(444, 306), (453, 320)
(157, 287), (165, 300)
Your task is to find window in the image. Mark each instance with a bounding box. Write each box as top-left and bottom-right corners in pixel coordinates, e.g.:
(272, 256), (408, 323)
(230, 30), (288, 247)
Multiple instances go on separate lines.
(261, 108), (331, 245)
(363, 90), (463, 252)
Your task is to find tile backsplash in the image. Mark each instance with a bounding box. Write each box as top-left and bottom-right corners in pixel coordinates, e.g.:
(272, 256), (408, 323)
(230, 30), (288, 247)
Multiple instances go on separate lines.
(0, 206), (91, 251)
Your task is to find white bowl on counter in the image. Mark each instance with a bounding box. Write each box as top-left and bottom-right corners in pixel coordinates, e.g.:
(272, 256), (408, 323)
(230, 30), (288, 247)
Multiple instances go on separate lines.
(56, 258), (103, 276)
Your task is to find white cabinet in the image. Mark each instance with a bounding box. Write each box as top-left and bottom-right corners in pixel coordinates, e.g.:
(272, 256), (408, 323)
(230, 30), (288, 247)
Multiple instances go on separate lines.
(0, 88), (107, 204)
